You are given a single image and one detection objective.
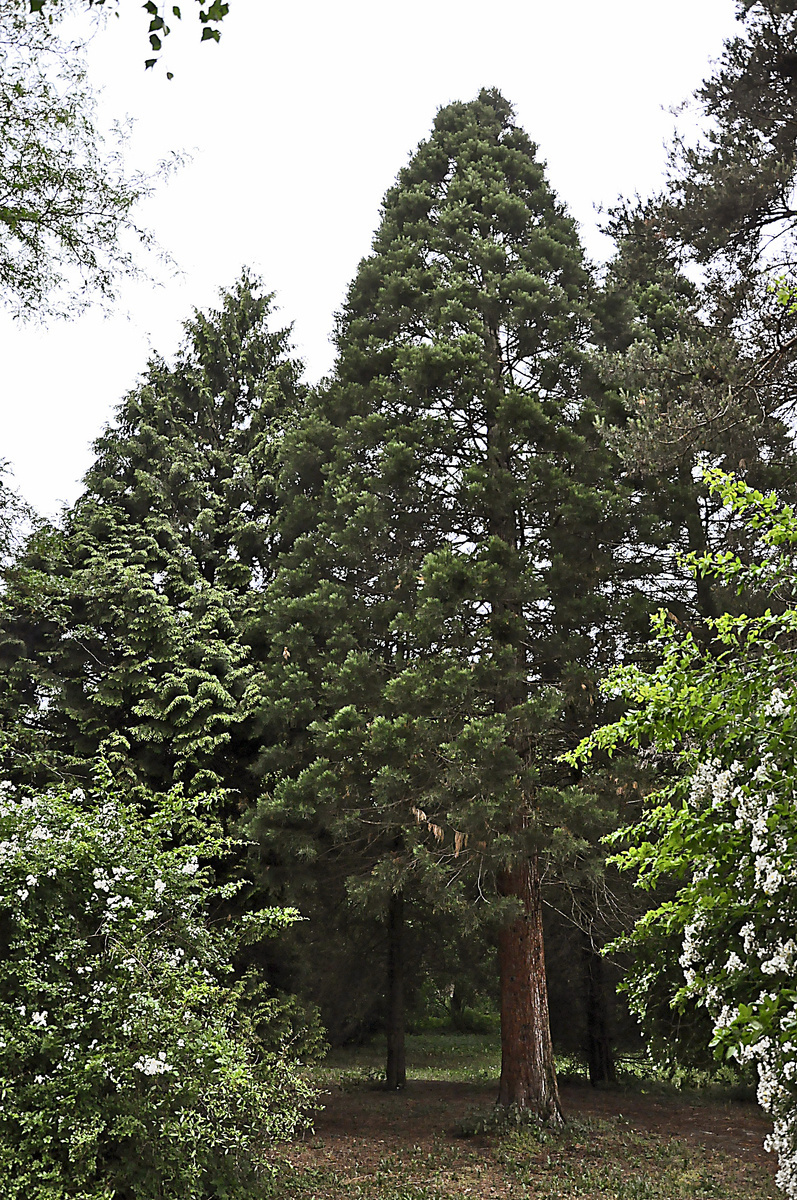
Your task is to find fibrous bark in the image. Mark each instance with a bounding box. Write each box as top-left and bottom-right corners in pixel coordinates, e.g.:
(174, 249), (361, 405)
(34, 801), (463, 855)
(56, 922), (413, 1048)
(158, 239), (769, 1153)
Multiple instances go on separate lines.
(497, 856), (563, 1125)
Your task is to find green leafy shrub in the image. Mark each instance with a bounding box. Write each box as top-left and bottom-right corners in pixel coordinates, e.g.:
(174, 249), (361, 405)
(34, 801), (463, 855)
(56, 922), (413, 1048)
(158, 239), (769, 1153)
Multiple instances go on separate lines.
(573, 469), (797, 1198)
(0, 763), (316, 1199)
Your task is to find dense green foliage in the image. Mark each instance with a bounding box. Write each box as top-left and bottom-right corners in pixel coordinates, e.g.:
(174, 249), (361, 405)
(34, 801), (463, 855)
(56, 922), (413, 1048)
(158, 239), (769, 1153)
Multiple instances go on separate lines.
(572, 470), (797, 1196)
(0, 274), (304, 793)
(7, 0), (797, 1183)
(0, 282), (322, 1195)
(0, 762), (315, 1199)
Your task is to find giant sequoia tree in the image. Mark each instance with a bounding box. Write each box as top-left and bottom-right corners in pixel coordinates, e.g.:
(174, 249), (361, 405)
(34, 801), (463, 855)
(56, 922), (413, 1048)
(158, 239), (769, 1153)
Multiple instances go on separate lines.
(261, 90), (631, 1118)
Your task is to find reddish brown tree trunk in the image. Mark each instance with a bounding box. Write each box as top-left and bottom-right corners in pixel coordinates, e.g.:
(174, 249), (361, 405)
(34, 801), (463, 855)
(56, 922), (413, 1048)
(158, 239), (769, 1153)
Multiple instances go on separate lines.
(497, 856), (563, 1125)
(483, 316), (561, 1123)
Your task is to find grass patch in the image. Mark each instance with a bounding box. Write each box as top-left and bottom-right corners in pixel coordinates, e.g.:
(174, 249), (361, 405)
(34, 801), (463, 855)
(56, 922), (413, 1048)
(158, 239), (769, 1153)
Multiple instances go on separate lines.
(277, 1117), (775, 1199)
(318, 1032), (501, 1086)
(496, 1118), (770, 1200)
(319, 1035), (754, 1101)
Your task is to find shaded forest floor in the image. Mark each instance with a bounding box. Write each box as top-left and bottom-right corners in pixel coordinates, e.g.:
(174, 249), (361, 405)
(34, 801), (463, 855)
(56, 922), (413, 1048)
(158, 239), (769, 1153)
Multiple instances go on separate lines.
(275, 1035), (777, 1199)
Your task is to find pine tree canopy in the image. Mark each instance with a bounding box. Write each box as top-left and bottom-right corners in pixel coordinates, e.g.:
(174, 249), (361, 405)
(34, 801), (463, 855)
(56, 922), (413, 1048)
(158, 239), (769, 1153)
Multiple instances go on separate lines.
(597, 127), (797, 629)
(597, 3), (797, 525)
(634, 1), (797, 268)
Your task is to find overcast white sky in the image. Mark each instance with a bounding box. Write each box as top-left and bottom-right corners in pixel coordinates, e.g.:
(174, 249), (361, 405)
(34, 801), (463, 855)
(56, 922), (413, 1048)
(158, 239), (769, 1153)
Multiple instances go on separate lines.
(0, 0), (739, 519)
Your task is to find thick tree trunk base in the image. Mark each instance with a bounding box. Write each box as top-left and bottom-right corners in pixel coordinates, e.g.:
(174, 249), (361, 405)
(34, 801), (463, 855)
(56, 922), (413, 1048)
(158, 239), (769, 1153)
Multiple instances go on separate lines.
(497, 858), (563, 1126)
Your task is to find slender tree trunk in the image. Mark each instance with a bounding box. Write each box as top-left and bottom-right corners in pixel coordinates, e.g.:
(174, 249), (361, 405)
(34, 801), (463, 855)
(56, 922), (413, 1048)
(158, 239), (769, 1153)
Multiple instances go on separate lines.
(497, 856), (563, 1125)
(385, 889), (406, 1090)
(679, 464), (718, 622)
(581, 933), (616, 1086)
(449, 982), (465, 1029)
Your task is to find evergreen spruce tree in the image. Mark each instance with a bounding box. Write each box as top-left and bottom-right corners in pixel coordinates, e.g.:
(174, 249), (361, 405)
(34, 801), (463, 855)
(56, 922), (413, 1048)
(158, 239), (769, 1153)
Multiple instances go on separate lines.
(259, 90), (633, 1117)
(0, 274), (305, 795)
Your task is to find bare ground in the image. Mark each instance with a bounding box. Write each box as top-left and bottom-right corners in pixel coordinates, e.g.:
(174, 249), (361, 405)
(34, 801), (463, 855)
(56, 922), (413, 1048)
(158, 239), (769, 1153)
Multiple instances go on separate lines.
(277, 1078), (777, 1199)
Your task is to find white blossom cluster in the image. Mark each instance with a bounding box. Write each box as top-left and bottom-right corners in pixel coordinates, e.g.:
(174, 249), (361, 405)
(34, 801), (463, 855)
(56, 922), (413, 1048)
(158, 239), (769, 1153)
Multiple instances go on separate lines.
(765, 688), (791, 719)
(0, 777), (216, 1097)
(0, 785), (199, 941)
(688, 756), (742, 811)
(133, 1052), (175, 1076)
(0, 771), (312, 1198)
(679, 757), (797, 1198)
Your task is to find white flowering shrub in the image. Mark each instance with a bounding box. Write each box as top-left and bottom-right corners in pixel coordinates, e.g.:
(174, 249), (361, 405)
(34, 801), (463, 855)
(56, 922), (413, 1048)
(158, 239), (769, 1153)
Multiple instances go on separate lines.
(572, 471), (797, 1198)
(0, 762), (316, 1199)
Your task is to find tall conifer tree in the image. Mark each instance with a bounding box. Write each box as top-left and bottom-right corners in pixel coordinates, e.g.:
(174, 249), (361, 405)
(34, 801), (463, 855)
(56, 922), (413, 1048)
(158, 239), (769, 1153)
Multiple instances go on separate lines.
(261, 90), (630, 1117)
(0, 274), (305, 794)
